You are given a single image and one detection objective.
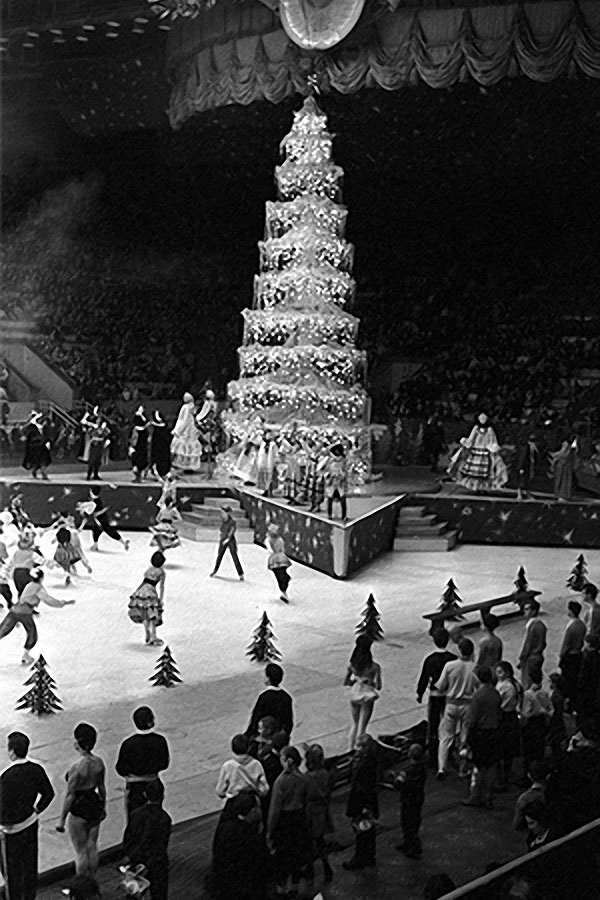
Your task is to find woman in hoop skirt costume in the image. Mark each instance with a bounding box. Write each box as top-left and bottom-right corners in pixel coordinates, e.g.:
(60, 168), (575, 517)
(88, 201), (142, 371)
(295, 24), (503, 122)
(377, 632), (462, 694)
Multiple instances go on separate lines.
(150, 477), (181, 552)
(171, 393), (203, 474)
(128, 551), (166, 646)
(448, 413), (508, 492)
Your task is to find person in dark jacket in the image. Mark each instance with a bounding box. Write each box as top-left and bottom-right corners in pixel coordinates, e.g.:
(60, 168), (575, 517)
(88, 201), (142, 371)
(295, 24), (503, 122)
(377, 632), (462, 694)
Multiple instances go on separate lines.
(342, 734), (379, 871)
(246, 663), (294, 738)
(150, 411), (171, 480)
(122, 780), (172, 900)
(395, 743), (427, 858)
(115, 707), (170, 822)
(416, 629), (456, 767)
(210, 506), (244, 580)
(0, 731), (55, 900)
(210, 790), (270, 900)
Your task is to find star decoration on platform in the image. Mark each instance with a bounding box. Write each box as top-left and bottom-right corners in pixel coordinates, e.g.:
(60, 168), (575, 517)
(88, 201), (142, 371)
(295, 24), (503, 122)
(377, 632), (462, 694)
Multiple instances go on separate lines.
(563, 530), (574, 544)
(62, 487), (72, 496)
(179, 495), (191, 506)
(499, 511), (511, 523)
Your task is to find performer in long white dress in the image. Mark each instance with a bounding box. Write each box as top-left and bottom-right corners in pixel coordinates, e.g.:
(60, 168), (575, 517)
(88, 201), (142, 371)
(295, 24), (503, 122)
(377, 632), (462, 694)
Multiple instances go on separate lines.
(170, 393), (203, 473)
(448, 413), (508, 492)
(233, 415), (263, 484)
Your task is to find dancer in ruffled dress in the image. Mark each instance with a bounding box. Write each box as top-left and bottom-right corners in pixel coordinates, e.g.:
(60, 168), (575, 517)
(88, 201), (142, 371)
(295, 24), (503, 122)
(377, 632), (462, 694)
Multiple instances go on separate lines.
(233, 416), (263, 484)
(170, 393), (203, 473)
(128, 551), (166, 646)
(256, 429), (278, 496)
(150, 480), (181, 552)
(448, 413), (508, 493)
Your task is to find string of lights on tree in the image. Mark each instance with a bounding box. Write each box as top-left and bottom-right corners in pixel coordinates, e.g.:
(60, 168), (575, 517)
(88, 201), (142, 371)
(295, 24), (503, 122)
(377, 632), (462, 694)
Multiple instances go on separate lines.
(229, 379), (367, 422)
(254, 269), (354, 310)
(242, 310), (358, 346)
(259, 228), (354, 274)
(265, 197), (348, 239)
(239, 345), (366, 386)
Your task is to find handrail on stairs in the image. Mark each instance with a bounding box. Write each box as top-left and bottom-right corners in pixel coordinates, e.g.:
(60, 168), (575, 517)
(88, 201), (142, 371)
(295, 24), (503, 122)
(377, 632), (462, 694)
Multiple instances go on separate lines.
(37, 400), (79, 430)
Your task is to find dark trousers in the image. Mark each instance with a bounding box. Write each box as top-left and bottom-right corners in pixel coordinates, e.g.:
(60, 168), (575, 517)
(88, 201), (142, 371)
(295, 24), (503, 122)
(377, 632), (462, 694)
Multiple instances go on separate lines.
(353, 827), (376, 866)
(86, 443), (104, 480)
(427, 695), (445, 766)
(0, 821), (39, 900)
(0, 583), (13, 608)
(0, 610), (37, 649)
(327, 490), (347, 520)
(91, 515), (121, 543)
(13, 569), (31, 597)
(401, 800), (423, 853)
(560, 653), (582, 702)
(147, 858), (169, 900)
(213, 539), (243, 576)
(522, 715), (547, 770)
(272, 567), (290, 594)
(125, 780), (162, 822)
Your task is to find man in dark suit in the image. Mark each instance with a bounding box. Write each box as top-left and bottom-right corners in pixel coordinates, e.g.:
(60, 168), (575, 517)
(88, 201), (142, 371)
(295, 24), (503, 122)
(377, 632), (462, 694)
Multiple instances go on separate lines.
(246, 663), (294, 738)
(116, 707), (170, 822)
(559, 600), (587, 701)
(518, 599), (547, 689)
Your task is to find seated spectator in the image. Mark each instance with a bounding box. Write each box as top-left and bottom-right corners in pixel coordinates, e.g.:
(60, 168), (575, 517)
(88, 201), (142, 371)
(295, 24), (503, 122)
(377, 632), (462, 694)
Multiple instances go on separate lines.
(522, 799), (560, 851)
(513, 759), (548, 831)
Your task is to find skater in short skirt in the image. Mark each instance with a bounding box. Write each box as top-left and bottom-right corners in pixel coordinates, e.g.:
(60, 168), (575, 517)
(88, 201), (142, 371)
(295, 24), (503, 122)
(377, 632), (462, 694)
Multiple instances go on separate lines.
(149, 496), (181, 552)
(128, 551), (166, 646)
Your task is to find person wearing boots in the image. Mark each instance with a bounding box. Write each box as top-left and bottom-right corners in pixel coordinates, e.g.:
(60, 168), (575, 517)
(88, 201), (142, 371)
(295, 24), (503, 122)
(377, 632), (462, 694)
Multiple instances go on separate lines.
(210, 507), (244, 581)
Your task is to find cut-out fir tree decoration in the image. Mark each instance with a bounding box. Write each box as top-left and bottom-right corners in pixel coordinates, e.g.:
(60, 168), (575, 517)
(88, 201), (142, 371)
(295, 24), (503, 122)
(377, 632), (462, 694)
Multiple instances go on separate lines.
(149, 646), (182, 688)
(514, 566), (529, 593)
(356, 594), (384, 641)
(567, 554), (588, 592)
(438, 579), (463, 615)
(247, 612), (281, 663)
(16, 655), (62, 716)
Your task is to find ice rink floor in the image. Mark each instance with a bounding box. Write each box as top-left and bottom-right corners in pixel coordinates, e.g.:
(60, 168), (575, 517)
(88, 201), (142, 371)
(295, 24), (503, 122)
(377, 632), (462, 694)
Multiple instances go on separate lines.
(0, 519), (598, 873)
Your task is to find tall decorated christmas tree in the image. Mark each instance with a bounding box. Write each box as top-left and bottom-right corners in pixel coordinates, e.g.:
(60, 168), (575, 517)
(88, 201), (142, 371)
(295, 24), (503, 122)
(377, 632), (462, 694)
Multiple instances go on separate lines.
(220, 95), (371, 482)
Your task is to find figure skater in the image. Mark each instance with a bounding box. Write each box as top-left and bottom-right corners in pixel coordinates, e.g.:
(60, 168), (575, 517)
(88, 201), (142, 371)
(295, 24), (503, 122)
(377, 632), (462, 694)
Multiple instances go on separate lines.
(79, 487), (129, 553)
(266, 523), (291, 604)
(210, 506), (244, 580)
(129, 406), (150, 483)
(128, 551), (166, 646)
(52, 525), (93, 585)
(0, 568), (76, 665)
(12, 531), (45, 597)
(344, 635), (382, 750)
(0, 524), (13, 609)
(9, 494), (33, 531)
(149, 489), (181, 553)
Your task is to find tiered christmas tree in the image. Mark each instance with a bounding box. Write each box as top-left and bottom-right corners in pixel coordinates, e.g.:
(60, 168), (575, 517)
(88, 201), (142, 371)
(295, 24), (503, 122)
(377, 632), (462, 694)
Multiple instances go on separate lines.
(16, 655), (62, 716)
(356, 594), (384, 641)
(247, 611), (281, 662)
(438, 579), (463, 615)
(149, 646), (182, 688)
(220, 95), (371, 482)
(567, 554), (588, 592)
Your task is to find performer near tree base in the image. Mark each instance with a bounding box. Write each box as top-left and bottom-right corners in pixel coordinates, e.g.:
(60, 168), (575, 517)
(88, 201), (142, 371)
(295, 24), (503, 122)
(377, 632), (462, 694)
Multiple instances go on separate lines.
(448, 413), (508, 493)
(210, 506), (244, 581)
(323, 443), (348, 521)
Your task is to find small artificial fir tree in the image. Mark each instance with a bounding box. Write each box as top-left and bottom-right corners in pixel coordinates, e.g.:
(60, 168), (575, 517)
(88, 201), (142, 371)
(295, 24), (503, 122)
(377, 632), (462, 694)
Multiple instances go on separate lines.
(438, 579), (463, 614)
(16, 655), (62, 716)
(149, 646), (182, 688)
(567, 554), (588, 592)
(247, 612), (281, 663)
(356, 594), (384, 641)
(514, 566), (529, 593)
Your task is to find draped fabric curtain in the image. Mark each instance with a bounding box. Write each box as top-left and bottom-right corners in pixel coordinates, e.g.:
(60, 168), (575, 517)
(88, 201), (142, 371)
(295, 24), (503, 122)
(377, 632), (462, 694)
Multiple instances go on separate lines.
(167, 0), (600, 126)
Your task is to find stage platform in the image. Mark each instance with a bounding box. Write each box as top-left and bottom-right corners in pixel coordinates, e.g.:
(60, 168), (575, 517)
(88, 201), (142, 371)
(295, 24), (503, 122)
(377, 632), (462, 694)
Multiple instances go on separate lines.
(0, 464), (438, 579)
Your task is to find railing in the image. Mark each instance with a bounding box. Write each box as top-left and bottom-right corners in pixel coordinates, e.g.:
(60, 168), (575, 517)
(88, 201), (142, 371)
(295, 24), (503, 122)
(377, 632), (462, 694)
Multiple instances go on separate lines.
(38, 399), (79, 429)
(439, 817), (600, 900)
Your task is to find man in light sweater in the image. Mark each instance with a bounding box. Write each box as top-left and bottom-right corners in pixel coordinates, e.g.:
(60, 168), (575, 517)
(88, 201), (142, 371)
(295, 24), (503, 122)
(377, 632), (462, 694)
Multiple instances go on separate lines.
(215, 734), (269, 801)
(0, 731), (55, 900)
(433, 637), (479, 779)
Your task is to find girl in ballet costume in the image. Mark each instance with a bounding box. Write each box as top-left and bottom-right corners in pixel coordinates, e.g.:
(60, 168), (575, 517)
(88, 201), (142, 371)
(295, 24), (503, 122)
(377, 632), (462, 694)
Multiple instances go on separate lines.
(128, 551), (166, 646)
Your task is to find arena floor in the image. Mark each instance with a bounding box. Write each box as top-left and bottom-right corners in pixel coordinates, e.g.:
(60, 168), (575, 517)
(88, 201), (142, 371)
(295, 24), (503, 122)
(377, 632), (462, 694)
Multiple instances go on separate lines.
(0, 515), (598, 874)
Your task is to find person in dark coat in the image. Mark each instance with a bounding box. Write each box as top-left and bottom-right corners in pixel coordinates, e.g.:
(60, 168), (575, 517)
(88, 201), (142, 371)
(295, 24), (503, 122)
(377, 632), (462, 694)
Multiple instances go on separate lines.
(129, 407), (150, 483)
(574, 633), (600, 722)
(395, 743), (427, 859)
(342, 734), (379, 871)
(210, 790), (271, 900)
(122, 780), (172, 900)
(246, 663), (294, 738)
(22, 411), (51, 479)
(422, 414), (446, 473)
(116, 707), (170, 822)
(514, 433), (539, 501)
(150, 412), (171, 480)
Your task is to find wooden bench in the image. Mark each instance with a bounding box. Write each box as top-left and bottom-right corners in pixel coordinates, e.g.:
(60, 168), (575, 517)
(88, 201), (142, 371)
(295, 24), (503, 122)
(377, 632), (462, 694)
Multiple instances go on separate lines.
(423, 589), (542, 631)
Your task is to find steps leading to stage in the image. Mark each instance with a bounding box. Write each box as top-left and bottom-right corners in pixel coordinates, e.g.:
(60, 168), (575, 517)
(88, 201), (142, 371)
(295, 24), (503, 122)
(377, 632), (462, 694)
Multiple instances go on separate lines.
(394, 505), (458, 552)
(179, 497), (254, 543)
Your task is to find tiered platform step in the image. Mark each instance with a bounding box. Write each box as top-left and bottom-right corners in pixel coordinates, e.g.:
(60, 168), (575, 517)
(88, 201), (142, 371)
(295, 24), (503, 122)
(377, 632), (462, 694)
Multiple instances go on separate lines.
(179, 496), (254, 544)
(394, 505), (458, 552)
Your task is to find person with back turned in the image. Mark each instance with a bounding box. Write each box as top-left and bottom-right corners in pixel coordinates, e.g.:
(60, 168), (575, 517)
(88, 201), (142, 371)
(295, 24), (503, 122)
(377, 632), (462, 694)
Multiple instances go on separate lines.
(116, 707), (170, 822)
